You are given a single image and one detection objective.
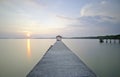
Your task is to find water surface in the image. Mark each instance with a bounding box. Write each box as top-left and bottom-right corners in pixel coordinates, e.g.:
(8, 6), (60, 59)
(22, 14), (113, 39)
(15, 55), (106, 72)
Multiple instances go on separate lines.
(0, 39), (120, 77)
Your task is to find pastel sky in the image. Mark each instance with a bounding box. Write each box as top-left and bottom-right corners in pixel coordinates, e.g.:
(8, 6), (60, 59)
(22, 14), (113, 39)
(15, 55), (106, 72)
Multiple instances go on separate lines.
(0, 0), (120, 37)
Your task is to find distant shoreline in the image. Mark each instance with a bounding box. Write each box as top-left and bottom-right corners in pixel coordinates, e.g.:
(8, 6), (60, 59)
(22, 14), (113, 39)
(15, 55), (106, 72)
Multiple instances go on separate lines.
(0, 34), (119, 39)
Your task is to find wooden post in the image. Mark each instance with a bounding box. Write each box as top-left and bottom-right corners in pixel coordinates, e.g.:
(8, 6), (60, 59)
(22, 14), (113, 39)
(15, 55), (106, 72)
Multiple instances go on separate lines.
(109, 39), (111, 43)
(114, 39), (116, 43)
(106, 39), (108, 43)
(99, 38), (104, 43)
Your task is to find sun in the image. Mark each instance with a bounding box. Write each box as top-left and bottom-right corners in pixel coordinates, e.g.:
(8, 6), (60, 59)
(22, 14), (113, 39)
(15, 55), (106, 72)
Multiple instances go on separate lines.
(27, 32), (31, 37)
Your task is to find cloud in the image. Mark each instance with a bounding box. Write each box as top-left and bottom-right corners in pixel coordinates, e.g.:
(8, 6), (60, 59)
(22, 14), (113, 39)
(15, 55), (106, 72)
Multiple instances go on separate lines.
(62, 0), (120, 36)
(0, 0), (46, 16)
(56, 14), (120, 36)
(0, 0), (120, 36)
(56, 15), (75, 20)
(0, 0), (50, 32)
(80, 1), (120, 22)
(0, 0), (46, 7)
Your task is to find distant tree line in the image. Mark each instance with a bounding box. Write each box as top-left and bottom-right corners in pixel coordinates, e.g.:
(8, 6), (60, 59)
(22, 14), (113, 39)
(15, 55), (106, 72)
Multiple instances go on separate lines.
(97, 34), (120, 39)
(63, 34), (120, 39)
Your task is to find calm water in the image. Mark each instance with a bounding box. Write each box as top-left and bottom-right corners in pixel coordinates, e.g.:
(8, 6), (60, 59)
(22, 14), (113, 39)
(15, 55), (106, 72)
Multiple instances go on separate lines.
(0, 39), (120, 77)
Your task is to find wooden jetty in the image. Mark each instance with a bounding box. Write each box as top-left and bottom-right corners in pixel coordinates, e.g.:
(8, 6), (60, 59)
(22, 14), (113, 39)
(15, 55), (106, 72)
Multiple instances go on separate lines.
(27, 36), (97, 77)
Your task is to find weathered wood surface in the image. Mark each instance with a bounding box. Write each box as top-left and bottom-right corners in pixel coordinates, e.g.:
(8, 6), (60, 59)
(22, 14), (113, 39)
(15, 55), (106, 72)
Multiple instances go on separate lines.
(27, 41), (97, 77)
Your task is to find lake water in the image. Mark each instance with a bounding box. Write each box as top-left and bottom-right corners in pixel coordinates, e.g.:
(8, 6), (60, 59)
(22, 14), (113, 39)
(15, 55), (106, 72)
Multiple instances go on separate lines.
(0, 39), (120, 77)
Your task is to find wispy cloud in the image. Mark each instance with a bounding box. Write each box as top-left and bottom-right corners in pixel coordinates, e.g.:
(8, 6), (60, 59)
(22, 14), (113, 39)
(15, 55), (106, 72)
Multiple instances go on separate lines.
(80, 1), (120, 22)
(0, 0), (120, 36)
(56, 15), (75, 20)
(55, 0), (120, 36)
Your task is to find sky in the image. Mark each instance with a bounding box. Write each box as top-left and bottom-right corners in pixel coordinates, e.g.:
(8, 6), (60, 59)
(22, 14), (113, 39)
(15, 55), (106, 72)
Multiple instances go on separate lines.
(0, 0), (120, 37)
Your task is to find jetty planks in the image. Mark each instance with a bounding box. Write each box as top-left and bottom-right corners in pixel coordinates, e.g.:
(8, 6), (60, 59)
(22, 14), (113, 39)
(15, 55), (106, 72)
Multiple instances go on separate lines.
(27, 41), (97, 77)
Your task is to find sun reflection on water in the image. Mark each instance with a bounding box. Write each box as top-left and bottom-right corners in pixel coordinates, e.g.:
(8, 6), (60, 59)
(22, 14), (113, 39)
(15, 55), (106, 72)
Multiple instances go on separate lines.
(27, 39), (31, 58)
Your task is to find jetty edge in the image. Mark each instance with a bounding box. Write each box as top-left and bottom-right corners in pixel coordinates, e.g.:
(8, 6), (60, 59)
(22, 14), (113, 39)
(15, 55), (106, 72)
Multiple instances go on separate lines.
(27, 35), (97, 77)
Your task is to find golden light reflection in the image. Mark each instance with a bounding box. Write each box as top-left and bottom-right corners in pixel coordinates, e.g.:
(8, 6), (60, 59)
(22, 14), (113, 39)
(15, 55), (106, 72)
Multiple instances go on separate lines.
(27, 39), (31, 58)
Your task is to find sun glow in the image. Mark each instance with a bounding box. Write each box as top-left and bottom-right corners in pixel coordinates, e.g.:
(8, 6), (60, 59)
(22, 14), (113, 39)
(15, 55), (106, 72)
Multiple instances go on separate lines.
(27, 32), (31, 37)
(27, 39), (31, 58)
